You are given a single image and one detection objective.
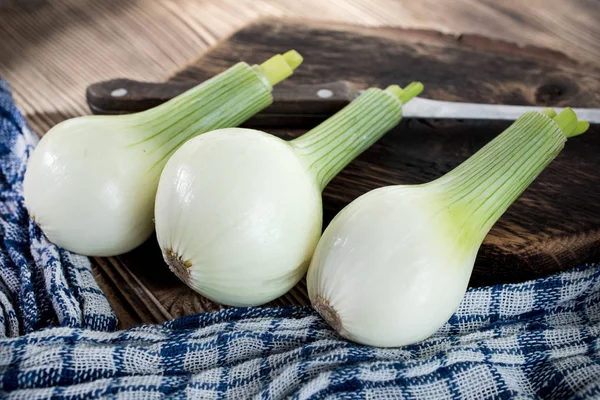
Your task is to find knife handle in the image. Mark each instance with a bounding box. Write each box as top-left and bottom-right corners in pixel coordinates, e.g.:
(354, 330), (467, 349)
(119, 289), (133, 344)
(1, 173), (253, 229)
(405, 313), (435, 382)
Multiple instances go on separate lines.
(86, 79), (359, 127)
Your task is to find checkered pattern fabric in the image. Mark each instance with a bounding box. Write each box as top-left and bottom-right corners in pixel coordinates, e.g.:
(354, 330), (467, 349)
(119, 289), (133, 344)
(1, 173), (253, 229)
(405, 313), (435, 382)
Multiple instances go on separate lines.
(1, 79), (600, 399)
(1, 264), (599, 399)
(0, 80), (117, 337)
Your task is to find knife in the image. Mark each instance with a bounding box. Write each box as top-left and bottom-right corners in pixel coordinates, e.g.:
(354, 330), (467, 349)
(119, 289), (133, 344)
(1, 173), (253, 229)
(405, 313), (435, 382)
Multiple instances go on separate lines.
(86, 79), (600, 127)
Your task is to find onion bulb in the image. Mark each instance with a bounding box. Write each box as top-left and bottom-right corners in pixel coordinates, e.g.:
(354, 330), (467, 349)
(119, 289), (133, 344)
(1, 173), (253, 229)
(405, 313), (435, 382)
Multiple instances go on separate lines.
(154, 82), (424, 306)
(307, 108), (590, 347)
(23, 51), (302, 256)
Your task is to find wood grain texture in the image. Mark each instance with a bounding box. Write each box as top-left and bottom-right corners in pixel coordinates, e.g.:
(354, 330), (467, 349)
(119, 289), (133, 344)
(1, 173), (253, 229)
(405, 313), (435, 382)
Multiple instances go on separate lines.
(2, 1), (600, 329)
(2, 0), (600, 120)
(88, 19), (600, 327)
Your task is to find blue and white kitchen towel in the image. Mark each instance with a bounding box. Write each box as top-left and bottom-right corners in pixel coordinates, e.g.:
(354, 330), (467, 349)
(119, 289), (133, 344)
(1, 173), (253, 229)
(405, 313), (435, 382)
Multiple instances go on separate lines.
(0, 80), (116, 338)
(1, 79), (599, 399)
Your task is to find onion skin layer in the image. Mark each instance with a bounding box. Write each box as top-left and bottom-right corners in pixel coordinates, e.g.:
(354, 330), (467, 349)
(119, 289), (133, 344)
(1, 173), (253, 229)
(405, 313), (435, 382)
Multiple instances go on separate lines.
(308, 108), (588, 348)
(155, 128), (322, 307)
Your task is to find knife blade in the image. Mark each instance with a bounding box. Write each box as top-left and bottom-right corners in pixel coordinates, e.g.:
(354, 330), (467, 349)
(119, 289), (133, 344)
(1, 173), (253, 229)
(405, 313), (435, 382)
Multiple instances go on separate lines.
(86, 79), (600, 126)
(402, 98), (600, 124)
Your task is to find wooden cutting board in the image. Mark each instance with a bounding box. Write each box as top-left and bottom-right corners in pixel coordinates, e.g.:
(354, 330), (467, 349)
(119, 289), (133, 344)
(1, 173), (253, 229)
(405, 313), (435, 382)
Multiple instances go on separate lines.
(91, 18), (600, 329)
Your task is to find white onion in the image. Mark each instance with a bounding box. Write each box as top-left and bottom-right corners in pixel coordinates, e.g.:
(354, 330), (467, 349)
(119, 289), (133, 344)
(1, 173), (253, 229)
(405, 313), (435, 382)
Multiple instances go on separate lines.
(23, 51), (302, 256)
(307, 108), (588, 347)
(154, 83), (424, 306)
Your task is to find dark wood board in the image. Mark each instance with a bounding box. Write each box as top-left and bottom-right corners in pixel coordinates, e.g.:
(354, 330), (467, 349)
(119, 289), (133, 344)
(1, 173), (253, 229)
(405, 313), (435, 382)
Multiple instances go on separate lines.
(91, 18), (600, 329)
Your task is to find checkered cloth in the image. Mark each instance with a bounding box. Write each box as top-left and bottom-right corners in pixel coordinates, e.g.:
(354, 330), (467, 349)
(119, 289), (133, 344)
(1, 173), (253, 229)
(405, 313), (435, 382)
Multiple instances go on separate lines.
(0, 80), (117, 338)
(0, 264), (599, 399)
(1, 80), (600, 399)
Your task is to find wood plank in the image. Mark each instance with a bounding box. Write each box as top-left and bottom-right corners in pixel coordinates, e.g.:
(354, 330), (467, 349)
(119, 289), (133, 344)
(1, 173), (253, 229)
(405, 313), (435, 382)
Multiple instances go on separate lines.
(172, 0), (600, 66)
(2, 1), (600, 119)
(90, 259), (144, 329)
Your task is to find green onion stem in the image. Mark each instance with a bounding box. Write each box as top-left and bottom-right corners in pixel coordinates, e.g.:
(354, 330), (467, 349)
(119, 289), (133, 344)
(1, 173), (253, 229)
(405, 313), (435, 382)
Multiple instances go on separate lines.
(432, 108), (589, 245)
(128, 51), (302, 172)
(292, 82), (423, 190)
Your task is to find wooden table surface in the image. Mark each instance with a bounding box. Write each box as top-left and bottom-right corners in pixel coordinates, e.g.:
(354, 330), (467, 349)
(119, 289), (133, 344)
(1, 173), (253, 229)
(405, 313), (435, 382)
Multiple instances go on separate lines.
(2, 0), (600, 125)
(2, 0), (600, 328)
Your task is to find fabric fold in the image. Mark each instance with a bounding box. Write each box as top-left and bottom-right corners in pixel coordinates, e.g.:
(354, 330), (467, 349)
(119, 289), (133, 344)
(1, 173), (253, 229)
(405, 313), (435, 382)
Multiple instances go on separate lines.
(1, 263), (599, 399)
(0, 80), (117, 337)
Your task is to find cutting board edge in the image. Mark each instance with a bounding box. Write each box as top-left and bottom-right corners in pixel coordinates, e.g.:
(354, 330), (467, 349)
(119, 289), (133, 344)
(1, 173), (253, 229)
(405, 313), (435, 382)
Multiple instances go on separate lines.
(166, 16), (600, 83)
